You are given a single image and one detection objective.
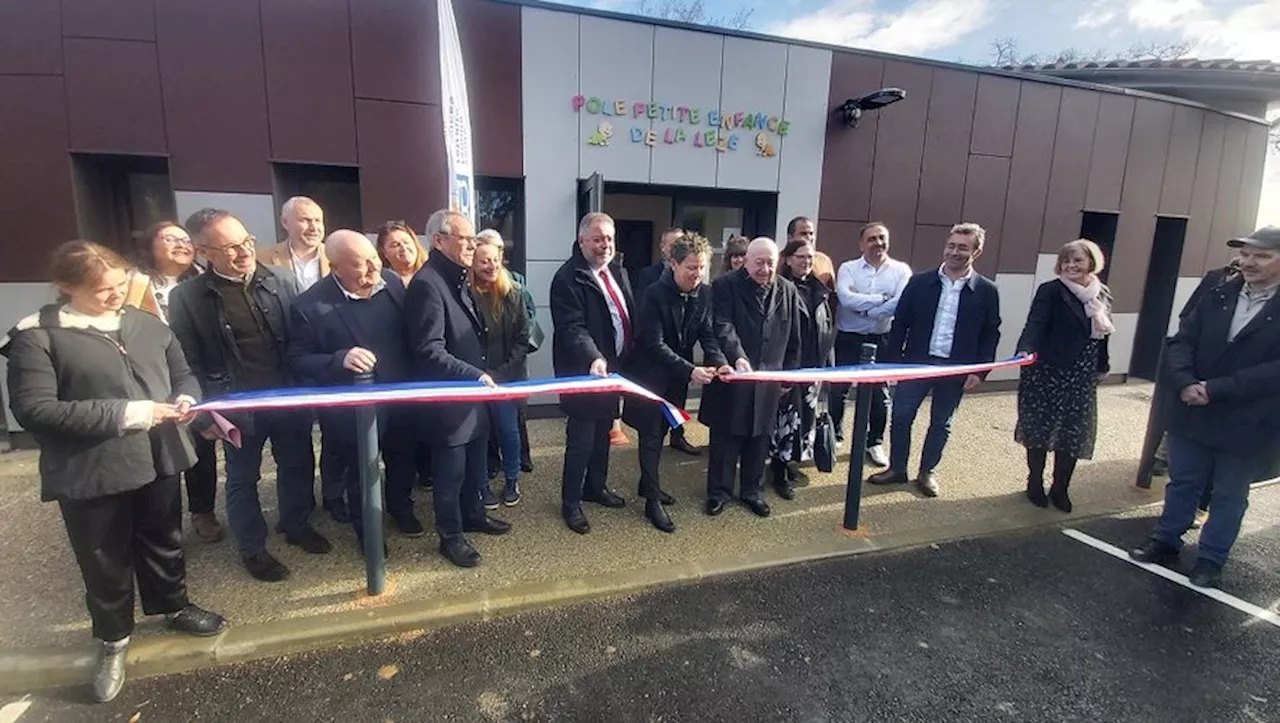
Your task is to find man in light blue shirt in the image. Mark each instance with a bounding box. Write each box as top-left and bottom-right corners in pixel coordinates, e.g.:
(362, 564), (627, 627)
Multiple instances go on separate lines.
(829, 222), (912, 467)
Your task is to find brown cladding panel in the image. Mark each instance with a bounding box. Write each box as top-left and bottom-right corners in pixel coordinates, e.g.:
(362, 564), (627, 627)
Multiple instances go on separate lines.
(1180, 114), (1225, 276)
(910, 224), (951, 271)
(63, 39), (166, 154)
(1109, 99), (1174, 313)
(915, 69), (978, 227)
(262, 0), (357, 164)
(969, 75), (1020, 157)
(1214, 122), (1271, 269)
(156, 0), (272, 192)
(997, 82), (1061, 274)
(456, 0), (522, 178)
(351, 0), (440, 105)
(356, 99), (448, 231)
(961, 154), (1011, 273)
(819, 53), (884, 224)
(0, 0), (62, 74)
(1041, 88), (1100, 251)
(816, 219), (865, 266)
(1205, 121), (1248, 271)
(0, 76), (77, 282)
(1158, 106), (1204, 217)
(1083, 94), (1135, 212)
(867, 60), (933, 262)
(61, 0), (155, 41)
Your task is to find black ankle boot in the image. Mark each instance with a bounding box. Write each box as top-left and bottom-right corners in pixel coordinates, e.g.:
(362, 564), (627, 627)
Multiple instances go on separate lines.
(1048, 480), (1072, 513)
(1026, 476), (1048, 508)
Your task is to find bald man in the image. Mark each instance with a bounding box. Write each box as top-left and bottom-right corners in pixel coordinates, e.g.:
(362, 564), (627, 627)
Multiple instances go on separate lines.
(699, 237), (803, 518)
(287, 230), (423, 553)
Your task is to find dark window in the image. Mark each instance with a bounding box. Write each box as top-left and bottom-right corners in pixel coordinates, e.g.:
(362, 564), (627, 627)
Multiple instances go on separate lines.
(71, 154), (176, 259)
(1078, 211), (1119, 284)
(272, 163), (363, 238)
(476, 177), (525, 276)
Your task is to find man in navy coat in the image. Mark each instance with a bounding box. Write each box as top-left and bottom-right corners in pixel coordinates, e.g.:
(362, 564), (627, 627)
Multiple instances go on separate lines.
(868, 223), (1001, 497)
(287, 230), (422, 553)
(405, 210), (511, 568)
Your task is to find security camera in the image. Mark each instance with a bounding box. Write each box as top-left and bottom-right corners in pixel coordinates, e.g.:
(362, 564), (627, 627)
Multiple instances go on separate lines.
(838, 88), (907, 128)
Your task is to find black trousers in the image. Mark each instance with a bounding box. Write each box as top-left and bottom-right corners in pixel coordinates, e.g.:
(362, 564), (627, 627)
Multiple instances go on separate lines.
(319, 426), (349, 504)
(415, 444), (433, 487)
(829, 331), (889, 445)
(517, 402), (532, 467)
(431, 436), (487, 540)
(184, 434), (217, 514)
(637, 428), (665, 501)
(562, 416), (612, 513)
(58, 475), (189, 642)
(706, 428), (768, 502)
(333, 426), (418, 538)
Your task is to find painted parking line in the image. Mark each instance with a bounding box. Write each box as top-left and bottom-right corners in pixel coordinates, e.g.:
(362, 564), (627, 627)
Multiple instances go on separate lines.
(1062, 528), (1280, 630)
(0, 696), (31, 723)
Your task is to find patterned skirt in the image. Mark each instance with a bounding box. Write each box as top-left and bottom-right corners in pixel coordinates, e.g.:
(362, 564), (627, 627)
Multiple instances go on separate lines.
(1014, 339), (1101, 459)
(770, 384), (819, 463)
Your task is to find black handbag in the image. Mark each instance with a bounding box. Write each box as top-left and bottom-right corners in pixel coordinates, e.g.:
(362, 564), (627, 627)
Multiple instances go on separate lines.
(812, 383), (836, 473)
(527, 318), (545, 353)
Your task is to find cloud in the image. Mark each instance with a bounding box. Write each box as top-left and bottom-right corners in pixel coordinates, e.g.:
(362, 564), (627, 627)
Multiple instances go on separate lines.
(1124, 0), (1280, 59)
(1074, 1), (1115, 29)
(769, 0), (993, 55)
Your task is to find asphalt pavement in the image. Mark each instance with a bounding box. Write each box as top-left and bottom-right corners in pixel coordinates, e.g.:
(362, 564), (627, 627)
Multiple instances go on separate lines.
(6, 486), (1279, 723)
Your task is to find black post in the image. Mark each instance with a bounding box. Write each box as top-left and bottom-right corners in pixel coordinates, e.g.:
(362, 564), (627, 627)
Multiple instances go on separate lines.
(842, 342), (877, 530)
(354, 373), (386, 595)
(1135, 338), (1171, 489)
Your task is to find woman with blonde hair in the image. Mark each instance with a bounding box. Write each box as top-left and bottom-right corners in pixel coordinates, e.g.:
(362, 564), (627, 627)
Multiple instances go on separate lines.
(375, 220), (429, 287)
(470, 231), (530, 507)
(1015, 238), (1114, 512)
(2, 241), (228, 703)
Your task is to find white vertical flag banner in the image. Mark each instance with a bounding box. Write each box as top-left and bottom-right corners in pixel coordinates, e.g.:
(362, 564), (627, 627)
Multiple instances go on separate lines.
(437, 0), (475, 226)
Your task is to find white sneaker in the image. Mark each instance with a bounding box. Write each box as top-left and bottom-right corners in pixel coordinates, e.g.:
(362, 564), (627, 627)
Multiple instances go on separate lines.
(866, 444), (889, 468)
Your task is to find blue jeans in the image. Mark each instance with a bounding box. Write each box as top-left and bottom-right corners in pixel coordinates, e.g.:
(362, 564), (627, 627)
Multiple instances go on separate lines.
(1154, 435), (1253, 566)
(222, 408), (316, 558)
(488, 401), (522, 482)
(888, 376), (966, 474)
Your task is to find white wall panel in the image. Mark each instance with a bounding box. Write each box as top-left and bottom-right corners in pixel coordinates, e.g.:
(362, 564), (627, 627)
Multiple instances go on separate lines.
(1168, 276), (1202, 335)
(775, 44), (832, 241)
(648, 27), (723, 187)
(1032, 252), (1058, 288)
(988, 272), (1035, 381)
(715, 36), (787, 191)
(1110, 312), (1139, 376)
(522, 7), (580, 311)
(576, 16), (654, 184)
(174, 191), (276, 248)
(0, 282), (59, 431)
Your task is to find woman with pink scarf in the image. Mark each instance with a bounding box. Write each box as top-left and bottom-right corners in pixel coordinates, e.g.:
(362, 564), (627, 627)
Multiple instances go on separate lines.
(1014, 239), (1115, 512)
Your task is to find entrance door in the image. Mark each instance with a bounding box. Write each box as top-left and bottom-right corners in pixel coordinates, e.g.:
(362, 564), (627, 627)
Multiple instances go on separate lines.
(1130, 216), (1188, 380)
(579, 172), (604, 215)
(615, 220), (655, 283)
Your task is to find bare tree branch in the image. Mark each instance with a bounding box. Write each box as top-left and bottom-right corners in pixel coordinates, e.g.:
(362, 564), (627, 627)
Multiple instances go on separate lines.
(989, 39), (1193, 67)
(636, 0), (754, 30)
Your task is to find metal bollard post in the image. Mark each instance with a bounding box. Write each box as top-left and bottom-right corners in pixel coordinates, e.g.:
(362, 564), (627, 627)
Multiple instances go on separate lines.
(842, 342), (877, 530)
(354, 373), (386, 595)
(1134, 338), (1171, 489)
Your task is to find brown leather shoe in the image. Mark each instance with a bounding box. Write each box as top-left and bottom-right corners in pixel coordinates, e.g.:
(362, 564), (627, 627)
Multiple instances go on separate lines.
(190, 512), (225, 543)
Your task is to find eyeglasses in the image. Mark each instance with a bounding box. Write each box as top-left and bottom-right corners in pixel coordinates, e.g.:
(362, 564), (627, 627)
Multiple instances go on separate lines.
(443, 233), (478, 246)
(160, 234), (193, 247)
(203, 236), (256, 256)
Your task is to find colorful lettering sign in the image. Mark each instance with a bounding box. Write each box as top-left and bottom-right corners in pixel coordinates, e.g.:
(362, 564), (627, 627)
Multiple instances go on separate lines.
(572, 95), (789, 157)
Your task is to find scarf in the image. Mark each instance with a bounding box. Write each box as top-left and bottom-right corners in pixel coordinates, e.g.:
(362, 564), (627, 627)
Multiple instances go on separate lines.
(1058, 275), (1114, 340)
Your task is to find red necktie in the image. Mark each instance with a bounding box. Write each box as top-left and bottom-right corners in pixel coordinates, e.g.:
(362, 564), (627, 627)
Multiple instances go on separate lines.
(599, 269), (631, 349)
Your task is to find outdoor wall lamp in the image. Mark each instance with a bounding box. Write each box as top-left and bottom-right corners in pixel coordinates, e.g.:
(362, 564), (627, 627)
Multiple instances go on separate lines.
(838, 88), (907, 128)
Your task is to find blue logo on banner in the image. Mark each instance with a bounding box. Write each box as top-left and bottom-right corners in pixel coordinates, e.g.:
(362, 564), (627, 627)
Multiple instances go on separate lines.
(452, 172), (472, 217)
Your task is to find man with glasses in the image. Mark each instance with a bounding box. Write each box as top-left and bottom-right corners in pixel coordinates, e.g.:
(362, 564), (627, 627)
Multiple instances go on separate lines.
(170, 209), (327, 583)
(405, 210), (511, 568)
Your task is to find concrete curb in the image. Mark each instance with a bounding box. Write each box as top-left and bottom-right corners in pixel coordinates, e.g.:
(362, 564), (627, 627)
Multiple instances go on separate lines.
(0, 496), (1164, 695)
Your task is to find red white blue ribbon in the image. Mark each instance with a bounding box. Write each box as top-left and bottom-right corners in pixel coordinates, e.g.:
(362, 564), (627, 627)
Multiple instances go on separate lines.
(722, 355), (1034, 385)
(193, 374), (693, 428)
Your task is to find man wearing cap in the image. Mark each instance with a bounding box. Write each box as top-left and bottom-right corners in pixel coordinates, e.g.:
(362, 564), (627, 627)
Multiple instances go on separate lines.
(1130, 226), (1280, 588)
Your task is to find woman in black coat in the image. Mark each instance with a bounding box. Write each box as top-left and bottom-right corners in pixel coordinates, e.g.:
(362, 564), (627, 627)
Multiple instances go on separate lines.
(1015, 239), (1114, 513)
(768, 240), (836, 497)
(1, 241), (227, 703)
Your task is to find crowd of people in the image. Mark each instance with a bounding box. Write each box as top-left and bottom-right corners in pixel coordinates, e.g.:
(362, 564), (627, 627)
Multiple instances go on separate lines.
(2, 192), (1278, 703)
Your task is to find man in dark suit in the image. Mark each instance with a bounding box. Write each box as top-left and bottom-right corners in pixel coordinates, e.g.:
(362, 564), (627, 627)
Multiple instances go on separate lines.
(699, 237), (803, 518)
(622, 234), (728, 533)
(405, 210), (511, 568)
(551, 212), (635, 534)
(287, 230), (422, 553)
(1131, 227), (1280, 589)
(629, 227), (701, 456)
(867, 222), (1001, 498)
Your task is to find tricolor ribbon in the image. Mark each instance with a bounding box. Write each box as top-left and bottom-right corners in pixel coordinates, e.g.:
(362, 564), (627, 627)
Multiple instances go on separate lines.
(721, 355), (1035, 385)
(193, 374), (692, 429)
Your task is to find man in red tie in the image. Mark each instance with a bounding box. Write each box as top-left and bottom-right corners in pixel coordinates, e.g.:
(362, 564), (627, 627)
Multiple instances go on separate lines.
(549, 212), (637, 534)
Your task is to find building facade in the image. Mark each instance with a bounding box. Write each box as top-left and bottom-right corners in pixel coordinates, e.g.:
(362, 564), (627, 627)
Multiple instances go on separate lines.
(0, 0), (1271, 426)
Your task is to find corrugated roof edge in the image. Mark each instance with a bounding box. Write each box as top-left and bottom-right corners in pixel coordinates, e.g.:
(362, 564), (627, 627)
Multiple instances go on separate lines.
(492, 0), (1270, 126)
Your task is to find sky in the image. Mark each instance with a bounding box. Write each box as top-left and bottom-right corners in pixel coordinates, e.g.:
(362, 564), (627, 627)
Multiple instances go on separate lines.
(571, 0), (1280, 226)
